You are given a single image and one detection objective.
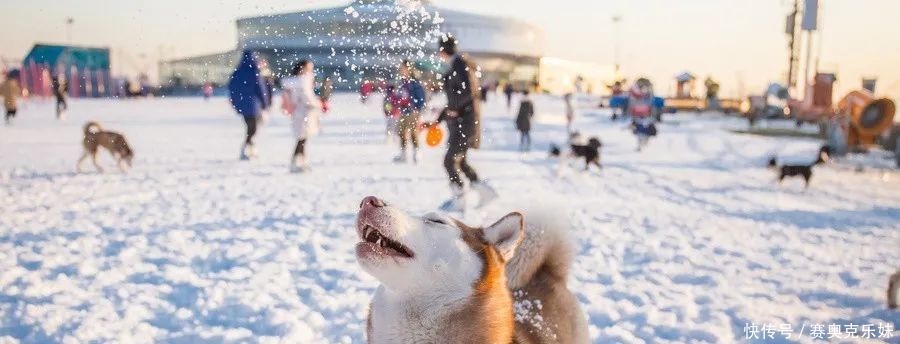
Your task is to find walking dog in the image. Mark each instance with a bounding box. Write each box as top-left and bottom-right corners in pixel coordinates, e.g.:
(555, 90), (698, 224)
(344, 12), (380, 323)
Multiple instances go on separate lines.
(768, 145), (831, 188)
(77, 121), (134, 173)
(550, 132), (603, 171)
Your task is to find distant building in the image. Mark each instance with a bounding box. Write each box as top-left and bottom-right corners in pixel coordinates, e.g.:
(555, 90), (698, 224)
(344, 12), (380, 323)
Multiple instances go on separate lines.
(21, 44), (112, 97)
(158, 51), (240, 88)
(159, 0), (545, 90)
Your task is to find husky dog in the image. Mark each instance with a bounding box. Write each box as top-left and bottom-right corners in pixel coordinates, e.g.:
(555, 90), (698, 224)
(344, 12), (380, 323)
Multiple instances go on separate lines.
(356, 196), (589, 344)
(78, 121), (134, 173)
(768, 145), (831, 188)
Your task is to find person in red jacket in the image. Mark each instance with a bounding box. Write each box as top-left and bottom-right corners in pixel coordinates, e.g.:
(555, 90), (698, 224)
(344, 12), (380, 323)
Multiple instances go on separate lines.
(360, 80), (374, 104)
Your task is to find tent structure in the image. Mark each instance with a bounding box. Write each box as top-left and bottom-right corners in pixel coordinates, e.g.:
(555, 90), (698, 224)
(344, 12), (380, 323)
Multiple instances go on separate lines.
(21, 44), (112, 98)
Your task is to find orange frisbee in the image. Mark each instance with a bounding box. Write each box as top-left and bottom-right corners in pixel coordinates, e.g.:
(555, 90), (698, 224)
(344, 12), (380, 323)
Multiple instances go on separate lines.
(425, 125), (443, 147)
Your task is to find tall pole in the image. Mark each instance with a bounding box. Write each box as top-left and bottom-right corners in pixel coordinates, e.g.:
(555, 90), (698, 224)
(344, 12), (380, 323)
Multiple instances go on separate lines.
(786, 0), (799, 90)
(800, 0), (819, 94)
(612, 15), (622, 76)
(803, 31), (814, 93)
(65, 17), (74, 44)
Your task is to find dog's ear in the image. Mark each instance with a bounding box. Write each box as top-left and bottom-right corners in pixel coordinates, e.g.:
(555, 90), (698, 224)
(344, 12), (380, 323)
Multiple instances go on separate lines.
(818, 150), (830, 163)
(483, 212), (525, 261)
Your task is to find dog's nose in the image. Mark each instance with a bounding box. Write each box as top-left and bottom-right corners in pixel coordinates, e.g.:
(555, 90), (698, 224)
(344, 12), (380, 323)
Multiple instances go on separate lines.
(360, 196), (386, 209)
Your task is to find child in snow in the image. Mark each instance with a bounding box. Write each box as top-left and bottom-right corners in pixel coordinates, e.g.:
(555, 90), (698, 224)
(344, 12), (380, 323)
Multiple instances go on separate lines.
(393, 60), (427, 163)
(516, 90), (535, 152)
(627, 78), (658, 151)
(382, 85), (401, 143)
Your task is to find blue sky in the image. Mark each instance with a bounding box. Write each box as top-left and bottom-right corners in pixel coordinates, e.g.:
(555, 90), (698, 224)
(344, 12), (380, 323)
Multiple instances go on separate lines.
(2, 0), (899, 100)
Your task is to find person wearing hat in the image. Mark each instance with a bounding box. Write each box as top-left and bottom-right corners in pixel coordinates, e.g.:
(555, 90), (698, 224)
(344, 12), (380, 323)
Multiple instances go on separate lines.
(426, 33), (498, 211)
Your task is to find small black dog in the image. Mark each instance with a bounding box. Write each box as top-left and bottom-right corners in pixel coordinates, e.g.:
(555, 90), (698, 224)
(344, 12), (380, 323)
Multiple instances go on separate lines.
(550, 136), (603, 171)
(768, 145), (831, 188)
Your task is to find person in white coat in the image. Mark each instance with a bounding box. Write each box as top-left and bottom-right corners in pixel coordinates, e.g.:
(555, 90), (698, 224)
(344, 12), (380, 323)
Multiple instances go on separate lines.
(281, 60), (322, 173)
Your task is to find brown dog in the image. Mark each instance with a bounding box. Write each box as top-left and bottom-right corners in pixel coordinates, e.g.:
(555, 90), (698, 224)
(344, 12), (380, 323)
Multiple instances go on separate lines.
(77, 121), (133, 173)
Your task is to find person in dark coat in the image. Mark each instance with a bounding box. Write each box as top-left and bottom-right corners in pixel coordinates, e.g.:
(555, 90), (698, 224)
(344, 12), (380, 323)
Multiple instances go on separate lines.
(504, 82), (514, 110)
(264, 75), (275, 109)
(52, 74), (69, 119)
(516, 90), (535, 152)
(319, 77), (334, 113)
(426, 33), (497, 211)
(228, 50), (271, 160)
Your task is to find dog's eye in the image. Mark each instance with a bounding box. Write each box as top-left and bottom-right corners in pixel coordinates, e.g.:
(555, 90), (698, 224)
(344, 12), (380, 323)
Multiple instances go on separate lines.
(426, 218), (447, 225)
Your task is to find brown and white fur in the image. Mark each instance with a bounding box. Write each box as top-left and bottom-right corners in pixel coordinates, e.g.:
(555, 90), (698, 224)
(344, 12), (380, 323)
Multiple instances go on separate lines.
(77, 121), (134, 173)
(888, 269), (900, 309)
(356, 196), (589, 344)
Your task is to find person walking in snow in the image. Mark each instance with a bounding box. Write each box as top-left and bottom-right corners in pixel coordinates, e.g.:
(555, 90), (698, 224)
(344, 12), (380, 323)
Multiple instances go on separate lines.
(424, 34), (498, 211)
(281, 59), (322, 173)
(52, 74), (69, 119)
(228, 50), (271, 160)
(504, 82), (514, 110)
(627, 78), (658, 151)
(516, 90), (535, 152)
(393, 59), (427, 164)
(1, 71), (22, 126)
(319, 77), (333, 114)
(202, 82), (214, 101)
(564, 92), (576, 133)
(382, 84), (401, 143)
(359, 80), (374, 104)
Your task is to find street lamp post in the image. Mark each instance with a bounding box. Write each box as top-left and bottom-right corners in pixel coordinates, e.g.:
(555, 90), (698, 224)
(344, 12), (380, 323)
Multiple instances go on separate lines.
(66, 17), (74, 44)
(612, 15), (622, 74)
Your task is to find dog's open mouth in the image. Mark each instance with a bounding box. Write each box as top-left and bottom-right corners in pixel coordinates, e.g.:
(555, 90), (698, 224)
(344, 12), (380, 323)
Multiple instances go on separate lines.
(357, 224), (414, 259)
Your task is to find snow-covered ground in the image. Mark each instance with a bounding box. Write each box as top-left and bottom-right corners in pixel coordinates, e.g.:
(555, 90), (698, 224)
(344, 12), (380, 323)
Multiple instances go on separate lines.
(0, 94), (897, 343)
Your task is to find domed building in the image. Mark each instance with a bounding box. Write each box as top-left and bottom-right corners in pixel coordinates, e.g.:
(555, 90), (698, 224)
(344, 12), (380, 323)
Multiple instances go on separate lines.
(160, 0), (545, 90)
